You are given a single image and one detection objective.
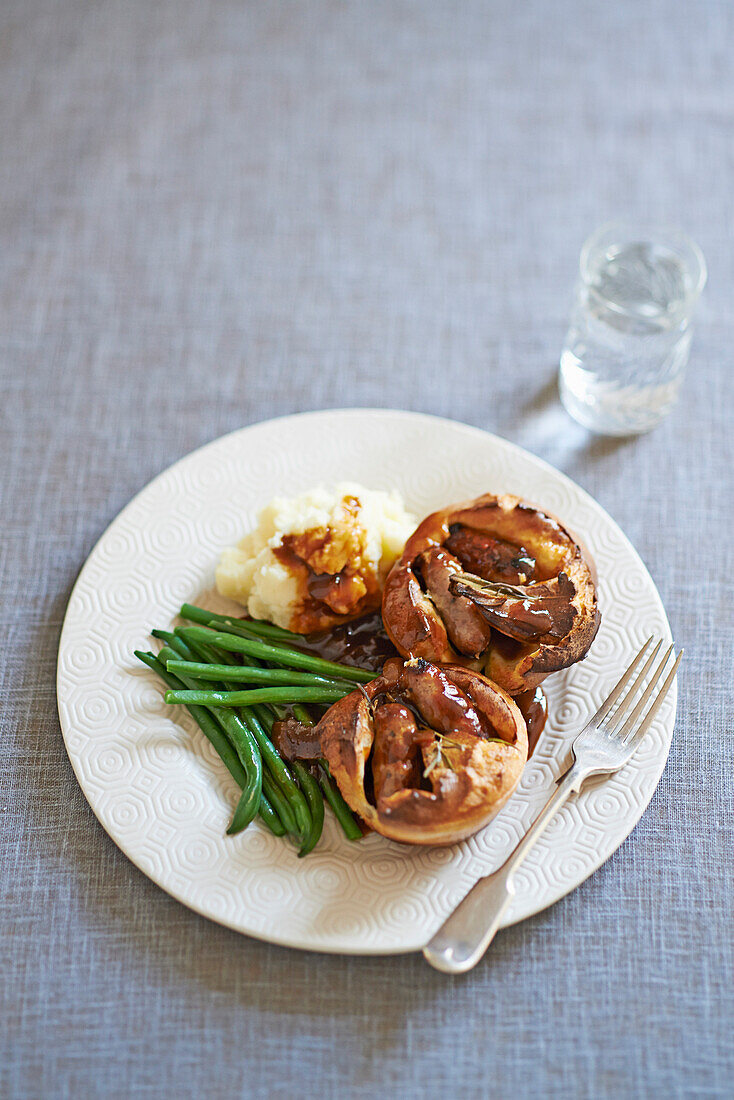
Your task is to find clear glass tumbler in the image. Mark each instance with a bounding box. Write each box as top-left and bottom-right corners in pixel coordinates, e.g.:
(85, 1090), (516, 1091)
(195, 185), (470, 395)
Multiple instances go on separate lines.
(559, 222), (706, 435)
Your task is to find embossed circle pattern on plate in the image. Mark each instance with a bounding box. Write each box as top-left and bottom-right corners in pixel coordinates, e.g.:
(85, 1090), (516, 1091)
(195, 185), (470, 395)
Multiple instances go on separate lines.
(56, 409), (675, 954)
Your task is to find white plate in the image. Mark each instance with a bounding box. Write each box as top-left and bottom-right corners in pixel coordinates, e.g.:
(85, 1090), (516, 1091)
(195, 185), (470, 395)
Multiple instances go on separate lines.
(57, 409), (675, 954)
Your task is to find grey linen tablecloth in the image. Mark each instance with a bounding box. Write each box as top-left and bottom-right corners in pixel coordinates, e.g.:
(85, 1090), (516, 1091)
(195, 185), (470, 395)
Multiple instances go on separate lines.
(2, 1), (732, 1096)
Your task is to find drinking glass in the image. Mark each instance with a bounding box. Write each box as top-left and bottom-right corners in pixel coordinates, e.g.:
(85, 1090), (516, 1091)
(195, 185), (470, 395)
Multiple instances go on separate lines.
(559, 222), (706, 435)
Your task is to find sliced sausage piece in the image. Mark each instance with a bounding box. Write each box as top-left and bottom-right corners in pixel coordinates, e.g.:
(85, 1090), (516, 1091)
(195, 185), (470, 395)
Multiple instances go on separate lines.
(450, 571), (578, 643)
(372, 703), (423, 803)
(444, 525), (535, 584)
(382, 566), (455, 662)
(416, 546), (493, 657)
(399, 658), (489, 740)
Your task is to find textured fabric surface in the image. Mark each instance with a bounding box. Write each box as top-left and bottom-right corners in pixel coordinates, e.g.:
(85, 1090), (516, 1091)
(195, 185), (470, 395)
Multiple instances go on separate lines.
(1, 1), (732, 1097)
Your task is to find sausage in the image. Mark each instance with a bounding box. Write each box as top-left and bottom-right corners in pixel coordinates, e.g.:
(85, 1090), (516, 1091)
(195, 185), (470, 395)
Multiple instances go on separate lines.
(371, 703), (424, 803)
(444, 525), (535, 584)
(450, 571), (578, 643)
(399, 658), (489, 740)
(416, 546), (493, 657)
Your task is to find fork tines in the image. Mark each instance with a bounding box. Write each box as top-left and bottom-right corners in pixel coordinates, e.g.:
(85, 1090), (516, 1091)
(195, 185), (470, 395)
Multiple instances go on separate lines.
(593, 636), (682, 749)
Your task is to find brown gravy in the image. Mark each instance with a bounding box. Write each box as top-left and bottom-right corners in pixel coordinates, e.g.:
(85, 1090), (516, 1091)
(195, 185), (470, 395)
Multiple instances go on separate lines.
(272, 536), (381, 626)
(272, 717), (321, 762)
(515, 686), (548, 757)
(485, 599), (554, 641)
(293, 610), (398, 672)
(452, 572), (577, 643)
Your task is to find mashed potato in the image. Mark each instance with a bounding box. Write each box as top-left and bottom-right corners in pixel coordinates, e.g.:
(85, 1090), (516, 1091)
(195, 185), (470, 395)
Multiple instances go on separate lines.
(215, 484), (416, 633)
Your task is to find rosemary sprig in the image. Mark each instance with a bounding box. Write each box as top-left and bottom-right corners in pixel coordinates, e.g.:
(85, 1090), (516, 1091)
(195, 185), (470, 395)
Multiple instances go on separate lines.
(423, 731), (464, 778)
(434, 731), (464, 747)
(423, 742), (444, 779)
(357, 682), (373, 707)
(453, 572), (541, 602)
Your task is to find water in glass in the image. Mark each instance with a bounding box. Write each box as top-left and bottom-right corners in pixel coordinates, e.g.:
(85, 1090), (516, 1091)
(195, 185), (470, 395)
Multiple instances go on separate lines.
(560, 226), (705, 435)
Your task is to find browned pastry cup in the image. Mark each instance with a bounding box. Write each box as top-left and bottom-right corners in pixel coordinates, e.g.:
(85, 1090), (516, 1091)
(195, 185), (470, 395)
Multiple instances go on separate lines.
(317, 657), (528, 846)
(381, 493), (600, 694)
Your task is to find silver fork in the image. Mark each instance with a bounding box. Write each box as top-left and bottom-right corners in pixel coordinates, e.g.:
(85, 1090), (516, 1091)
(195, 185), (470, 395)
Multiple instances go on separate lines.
(423, 637), (682, 974)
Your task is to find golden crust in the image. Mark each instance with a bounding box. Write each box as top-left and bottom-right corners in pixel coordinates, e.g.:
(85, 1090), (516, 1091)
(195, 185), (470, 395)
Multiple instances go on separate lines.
(381, 492), (600, 693)
(317, 660), (528, 846)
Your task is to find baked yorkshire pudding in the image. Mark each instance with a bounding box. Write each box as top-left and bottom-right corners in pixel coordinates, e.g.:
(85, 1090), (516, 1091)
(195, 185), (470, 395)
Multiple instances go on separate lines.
(381, 493), (600, 694)
(316, 657), (528, 846)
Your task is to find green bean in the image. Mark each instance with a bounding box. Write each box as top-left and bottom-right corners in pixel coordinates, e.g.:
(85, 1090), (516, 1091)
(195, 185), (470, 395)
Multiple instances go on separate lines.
(141, 649), (288, 836)
(179, 624), (269, 676)
(272, 693), (359, 846)
(135, 651), (245, 784)
(318, 764), (363, 841)
(242, 710), (312, 841)
(163, 671), (263, 780)
(226, 780), (261, 835)
(156, 648), (263, 823)
(173, 628), (238, 671)
(164, 686), (350, 708)
(253, 704), (276, 731)
(157, 644), (210, 683)
(214, 617), (303, 644)
(136, 651), (277, 834)
(203, 620), (349, 686)
(179, 625), (374, 683)
(256, 791), (286, 836)
(179, 603), (299, 643)
(160, 648), (305, 846)
(179, 602), (231, 626)
(262, 771), (297, 836)
(151, 629), (196, 661)
(141, 629), (364, 850)
(165, 660), (346, 688)
(294, 763), (325, 857)
(169, 639), (268, 770)
(258, 702), (331, 855)
(255, 702), (326, 854)
(162, 642), (235, 698)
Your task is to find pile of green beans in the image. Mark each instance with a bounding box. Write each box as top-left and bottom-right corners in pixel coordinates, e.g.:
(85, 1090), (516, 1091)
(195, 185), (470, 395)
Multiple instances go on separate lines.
(134, 602), (373, 855)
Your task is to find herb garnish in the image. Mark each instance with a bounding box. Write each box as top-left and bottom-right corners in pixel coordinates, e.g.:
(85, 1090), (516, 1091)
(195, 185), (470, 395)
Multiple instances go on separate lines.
(423, 731), (464, 778)
(453, 573), (541, 602)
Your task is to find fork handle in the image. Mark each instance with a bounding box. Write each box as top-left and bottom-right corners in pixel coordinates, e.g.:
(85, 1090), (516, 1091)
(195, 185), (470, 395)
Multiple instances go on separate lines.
(422, 762), (586, 974)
